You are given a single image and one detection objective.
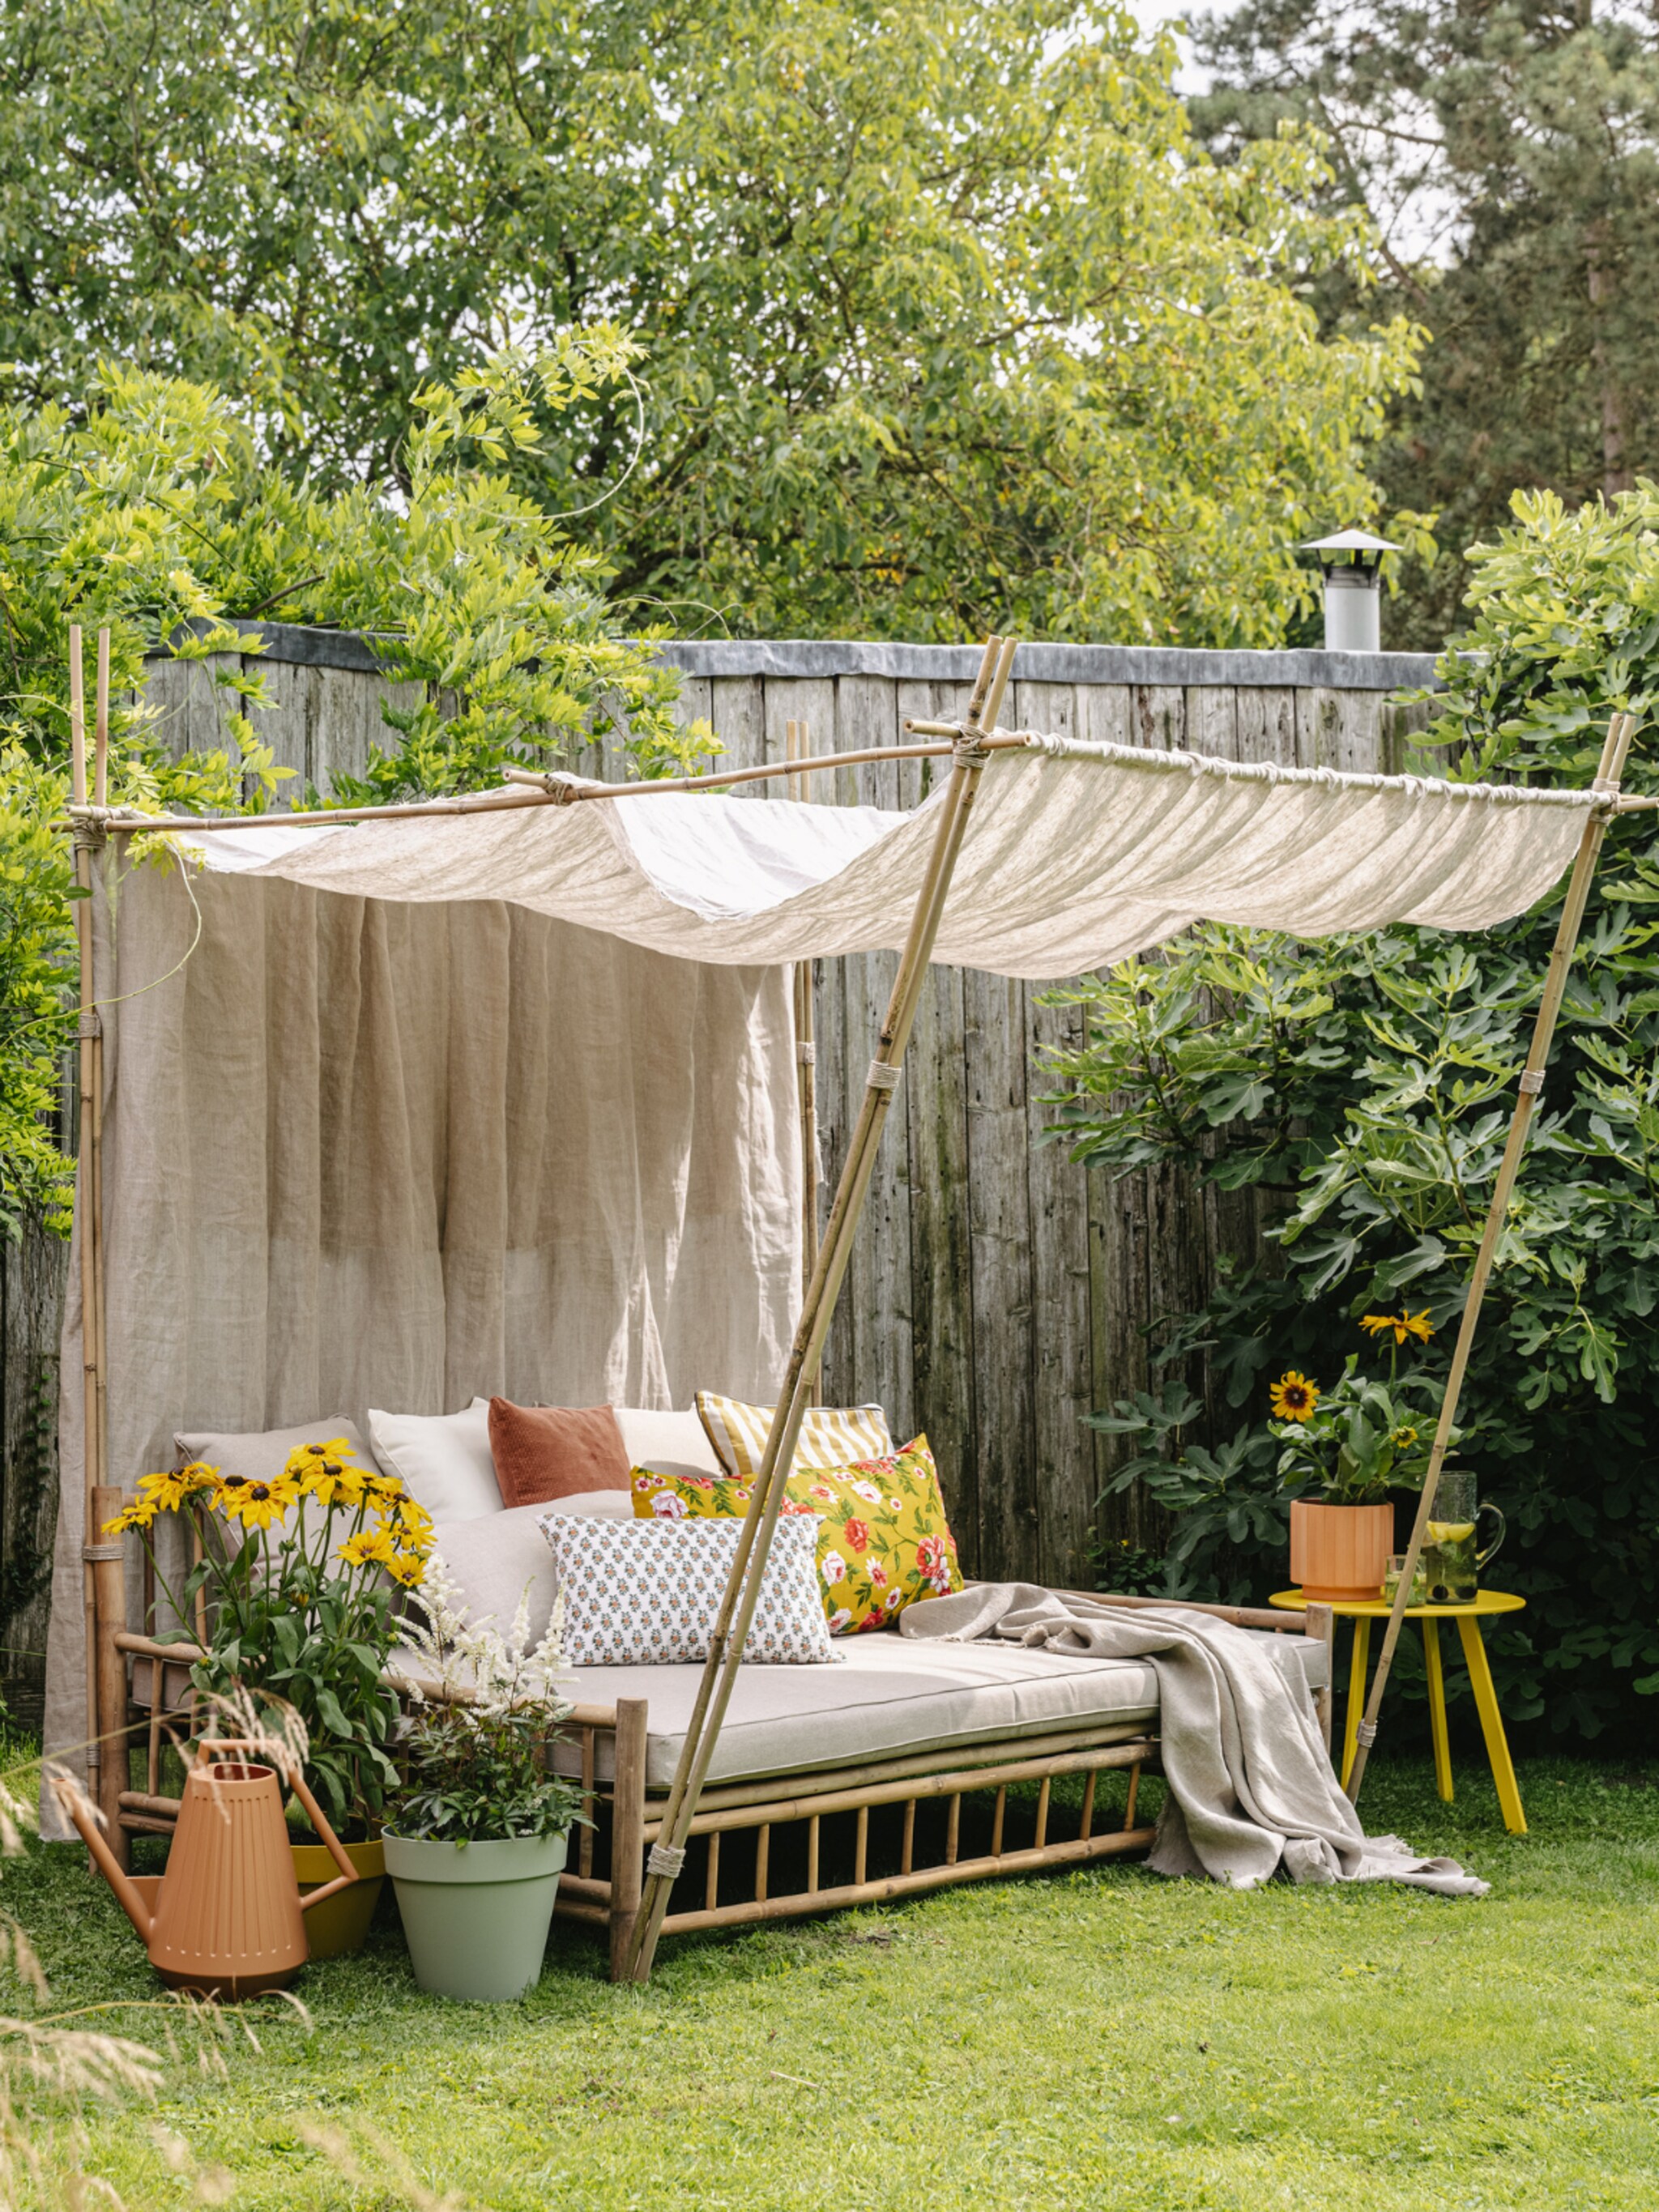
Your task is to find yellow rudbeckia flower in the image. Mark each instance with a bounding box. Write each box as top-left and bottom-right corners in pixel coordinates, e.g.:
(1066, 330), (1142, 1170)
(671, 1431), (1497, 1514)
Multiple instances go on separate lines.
(214, 1473), (297, 1531)
(1270, 1370), (1320, 1421)
(1360, 1310), (1435, 1347)
(285, 1438), (370, 1508)
(338, 1528), (396, 1570)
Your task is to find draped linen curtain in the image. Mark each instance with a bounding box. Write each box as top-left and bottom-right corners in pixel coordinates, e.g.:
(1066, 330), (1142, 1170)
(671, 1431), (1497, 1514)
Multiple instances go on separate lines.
(43, 855), (798, 1819)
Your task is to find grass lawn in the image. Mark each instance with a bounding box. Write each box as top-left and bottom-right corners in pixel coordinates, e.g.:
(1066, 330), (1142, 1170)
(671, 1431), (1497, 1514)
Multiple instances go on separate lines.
(9, 1748), (1659, 2211)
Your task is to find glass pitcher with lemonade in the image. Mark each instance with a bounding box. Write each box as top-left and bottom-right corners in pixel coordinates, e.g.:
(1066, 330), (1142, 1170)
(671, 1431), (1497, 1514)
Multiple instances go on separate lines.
(1422, 1468), (1505, 1604)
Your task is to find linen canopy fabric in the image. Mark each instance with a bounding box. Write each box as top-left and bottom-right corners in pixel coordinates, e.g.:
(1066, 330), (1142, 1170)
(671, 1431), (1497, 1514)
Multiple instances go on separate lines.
(170, 737), (1599, 980)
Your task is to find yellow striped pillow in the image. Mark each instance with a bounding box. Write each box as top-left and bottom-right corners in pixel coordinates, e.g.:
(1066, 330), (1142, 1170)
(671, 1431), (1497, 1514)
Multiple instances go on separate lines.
(694, 1392), (893, 1483)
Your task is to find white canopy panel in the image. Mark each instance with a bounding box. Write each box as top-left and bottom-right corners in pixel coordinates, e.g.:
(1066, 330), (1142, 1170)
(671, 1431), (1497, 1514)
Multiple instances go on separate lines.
(173, 736), (1597, 980)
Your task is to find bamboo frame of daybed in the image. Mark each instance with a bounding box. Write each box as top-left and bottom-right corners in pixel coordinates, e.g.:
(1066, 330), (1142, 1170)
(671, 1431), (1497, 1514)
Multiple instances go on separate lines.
(107, 1596), (1333, 1975)
(58, 622), (1631, 1968)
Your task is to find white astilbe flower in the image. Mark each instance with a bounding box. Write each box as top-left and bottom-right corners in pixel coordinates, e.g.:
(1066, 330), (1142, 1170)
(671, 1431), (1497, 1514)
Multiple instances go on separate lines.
(399, 1550), (572, 1728)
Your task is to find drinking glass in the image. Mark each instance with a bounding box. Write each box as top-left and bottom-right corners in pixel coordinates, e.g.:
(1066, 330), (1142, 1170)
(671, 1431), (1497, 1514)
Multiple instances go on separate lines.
(1422, 1468), (1505, 1605)
(1382, 1554), (1427, 1607)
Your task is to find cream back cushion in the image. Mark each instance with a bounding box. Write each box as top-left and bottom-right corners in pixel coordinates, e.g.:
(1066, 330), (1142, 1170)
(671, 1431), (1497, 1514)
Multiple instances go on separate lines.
(539, 1515), (840, 1666)
(613, 1406), (723, 1477)
(695, 1392), (893, 1482)
(369, 1399), (501, 1524)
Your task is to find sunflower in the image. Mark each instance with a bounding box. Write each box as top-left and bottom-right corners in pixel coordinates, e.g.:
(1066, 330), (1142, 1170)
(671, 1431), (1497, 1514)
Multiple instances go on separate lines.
(1270, 1370), (1320, 1421)
(214, 1473), (297, 1531)
(338, 1528), (396, 1570)
(1360, 1310), (1435, 1347)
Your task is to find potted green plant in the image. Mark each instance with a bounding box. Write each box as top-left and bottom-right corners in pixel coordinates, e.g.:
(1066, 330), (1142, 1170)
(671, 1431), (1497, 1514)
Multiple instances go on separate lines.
(382, 1565), (585, 2003)
(1272, 1311), (1441, 1601)
(107, 1440), (434, 1957)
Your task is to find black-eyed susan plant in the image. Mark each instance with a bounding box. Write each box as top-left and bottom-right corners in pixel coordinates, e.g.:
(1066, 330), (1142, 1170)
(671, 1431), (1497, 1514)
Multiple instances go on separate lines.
(1087, 1311), (1448, 1593)
(104, 1441), (434, 1836)
(1268, 1311), (1447, 1506)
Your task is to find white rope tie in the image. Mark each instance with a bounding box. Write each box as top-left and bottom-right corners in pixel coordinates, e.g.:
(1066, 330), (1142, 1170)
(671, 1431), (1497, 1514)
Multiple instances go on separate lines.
(866, 1060), (901, 1091)
(796, 1041), (816, 1064)
(1355, 1720), (1378, 1746)
(1015, 732), (1601, 809)
(1518, 1069), (1545, 1095)
(647, 1843), (686, 1878)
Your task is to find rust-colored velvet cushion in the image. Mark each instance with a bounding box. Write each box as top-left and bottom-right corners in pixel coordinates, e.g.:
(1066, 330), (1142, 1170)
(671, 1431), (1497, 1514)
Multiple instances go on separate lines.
(486, 1399), (631, 1510)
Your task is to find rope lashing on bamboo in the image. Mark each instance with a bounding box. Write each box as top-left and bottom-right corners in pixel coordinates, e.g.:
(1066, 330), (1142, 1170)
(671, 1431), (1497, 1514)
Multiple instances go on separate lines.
(646, 1843), (686, 1878)
(1519, 1069), (1545, 1094)
(796, 1041), (816, 1063)
(1010, 732), (1607, 809)
(865, 1060), (901, 1090)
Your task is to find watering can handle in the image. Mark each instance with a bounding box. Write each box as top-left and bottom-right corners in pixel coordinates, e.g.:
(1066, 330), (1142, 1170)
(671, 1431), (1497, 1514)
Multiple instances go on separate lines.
(49, 1772), (155, 1943)
(197, 1739), (361, 1908)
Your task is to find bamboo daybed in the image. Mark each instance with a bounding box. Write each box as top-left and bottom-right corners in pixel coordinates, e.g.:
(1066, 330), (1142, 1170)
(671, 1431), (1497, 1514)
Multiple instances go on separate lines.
(45, 630), (1633, 1983)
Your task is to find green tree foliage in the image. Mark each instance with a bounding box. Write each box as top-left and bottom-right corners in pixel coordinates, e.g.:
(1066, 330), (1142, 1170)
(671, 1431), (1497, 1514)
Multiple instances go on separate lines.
(0, 356), (697, 1238)
(1192, 0), (1659, 647)
(0, 0), (1425, 644)
(1038, 488), (1659, 1743)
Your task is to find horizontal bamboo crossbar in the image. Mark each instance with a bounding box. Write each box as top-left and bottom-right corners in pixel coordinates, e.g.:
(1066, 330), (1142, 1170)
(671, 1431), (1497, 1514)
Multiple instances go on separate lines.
(654, 1719), (1154, 1815)
(62, 731), (1032, 837)
(643, 1740), (1150, 1842)
(657, 1825), (1157, 1936)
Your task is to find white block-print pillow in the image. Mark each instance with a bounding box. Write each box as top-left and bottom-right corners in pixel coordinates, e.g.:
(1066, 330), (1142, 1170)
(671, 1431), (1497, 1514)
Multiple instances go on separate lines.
(538, 1512), (841, 1666)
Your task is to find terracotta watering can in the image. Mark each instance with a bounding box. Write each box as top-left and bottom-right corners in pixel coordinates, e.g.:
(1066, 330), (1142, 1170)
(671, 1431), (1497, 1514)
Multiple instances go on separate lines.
(59, 1739), (359, 1999)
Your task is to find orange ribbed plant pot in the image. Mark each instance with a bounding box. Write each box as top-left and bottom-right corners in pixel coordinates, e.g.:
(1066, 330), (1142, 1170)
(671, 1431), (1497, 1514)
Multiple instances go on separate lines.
(1290, 1501), (1392, 1604)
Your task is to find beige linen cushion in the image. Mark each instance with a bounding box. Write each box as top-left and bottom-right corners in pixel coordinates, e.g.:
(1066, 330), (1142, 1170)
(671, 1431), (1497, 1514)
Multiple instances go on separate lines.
(695, 1392), (893, 1481)
(368, 1399), (500, 1524)
(429, 1494), (631, 1647)
(612, 1406), (723, 1477)
(173, 1416), (382, 1484)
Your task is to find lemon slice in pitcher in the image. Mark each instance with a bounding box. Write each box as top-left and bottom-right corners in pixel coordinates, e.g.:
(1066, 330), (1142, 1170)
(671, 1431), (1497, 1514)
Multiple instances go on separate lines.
(1426, 1521), (1476, 1545)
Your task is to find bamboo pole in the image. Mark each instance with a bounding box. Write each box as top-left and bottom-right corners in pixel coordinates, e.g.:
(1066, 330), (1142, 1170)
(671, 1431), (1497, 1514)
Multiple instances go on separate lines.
(64, 731), (1034, 838)
(786, 718), (822, 1400)
(67, 627), (104, 1779)
(1346, 712), (1636, 1802)
(625, 636), (1017, 1984)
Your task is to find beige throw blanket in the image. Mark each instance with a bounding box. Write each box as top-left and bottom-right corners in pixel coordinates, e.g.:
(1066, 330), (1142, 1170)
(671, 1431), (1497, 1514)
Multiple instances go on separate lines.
(901, 1584), (1486, 1896)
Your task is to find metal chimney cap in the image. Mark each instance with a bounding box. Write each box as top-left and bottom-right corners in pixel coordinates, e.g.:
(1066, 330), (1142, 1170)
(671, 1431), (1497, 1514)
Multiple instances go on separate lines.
(1299, 528), (1401, 558)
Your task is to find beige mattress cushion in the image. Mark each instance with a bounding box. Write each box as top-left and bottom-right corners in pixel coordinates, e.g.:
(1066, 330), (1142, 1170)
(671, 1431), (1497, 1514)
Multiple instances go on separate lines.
(552, 1631), (1173, 1788)
(395, 1622), (1325, 1790)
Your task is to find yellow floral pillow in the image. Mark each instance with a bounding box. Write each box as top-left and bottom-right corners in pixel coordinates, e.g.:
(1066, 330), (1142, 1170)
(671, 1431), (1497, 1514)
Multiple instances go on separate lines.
(630, 1434), (962, 1635)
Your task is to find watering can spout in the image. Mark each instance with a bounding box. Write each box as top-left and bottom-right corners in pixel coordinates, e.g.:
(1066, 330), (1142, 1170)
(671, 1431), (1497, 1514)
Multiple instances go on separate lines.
(52, 1775), (154, 1942)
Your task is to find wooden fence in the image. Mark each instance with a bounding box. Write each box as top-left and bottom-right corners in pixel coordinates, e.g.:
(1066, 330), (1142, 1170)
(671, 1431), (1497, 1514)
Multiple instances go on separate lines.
(0, 631), (1438, 1710)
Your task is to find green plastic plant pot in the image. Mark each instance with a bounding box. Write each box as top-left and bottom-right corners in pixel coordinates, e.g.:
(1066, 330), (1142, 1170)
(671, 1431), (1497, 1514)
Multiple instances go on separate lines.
(382, 1831), (567, 2001)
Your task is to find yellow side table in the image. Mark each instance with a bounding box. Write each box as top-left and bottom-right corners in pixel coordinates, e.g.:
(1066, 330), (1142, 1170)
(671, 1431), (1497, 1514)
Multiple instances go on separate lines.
(1269, 1588), (1528, 1835)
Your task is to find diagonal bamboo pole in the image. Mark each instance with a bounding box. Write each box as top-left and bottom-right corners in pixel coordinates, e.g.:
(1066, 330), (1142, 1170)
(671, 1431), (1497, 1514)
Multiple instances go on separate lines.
(787, 718), (823, 1404)
(624, 636), (1017, 1984)
(1346, 711), (1636, 1802)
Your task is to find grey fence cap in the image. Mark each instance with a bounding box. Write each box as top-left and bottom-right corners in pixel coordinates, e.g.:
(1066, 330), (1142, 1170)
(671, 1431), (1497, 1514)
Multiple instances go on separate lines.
(156, 620), (1441, 693)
